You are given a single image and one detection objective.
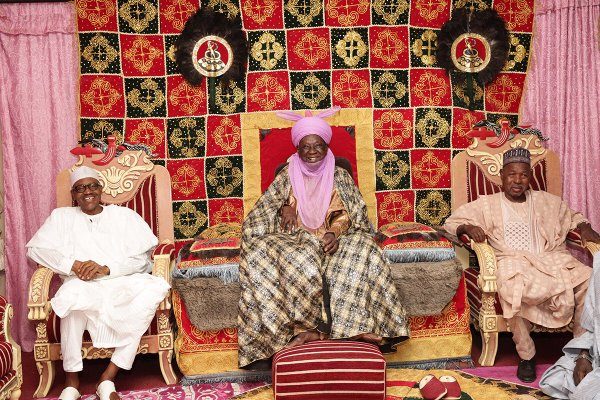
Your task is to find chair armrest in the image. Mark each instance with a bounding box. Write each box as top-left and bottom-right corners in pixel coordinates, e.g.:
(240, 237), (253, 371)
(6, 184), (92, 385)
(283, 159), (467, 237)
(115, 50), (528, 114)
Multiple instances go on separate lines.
(152, 241), (175, 310)
(2, 302), (22, 374)
(471, 241), (498, 293)
(27, 266), (55, 321)
(566, 229), (600, 255)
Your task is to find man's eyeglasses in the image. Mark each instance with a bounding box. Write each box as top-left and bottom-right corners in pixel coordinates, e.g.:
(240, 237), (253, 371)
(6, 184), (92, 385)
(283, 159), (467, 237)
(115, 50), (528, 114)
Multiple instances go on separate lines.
(71, 183), (103, 193)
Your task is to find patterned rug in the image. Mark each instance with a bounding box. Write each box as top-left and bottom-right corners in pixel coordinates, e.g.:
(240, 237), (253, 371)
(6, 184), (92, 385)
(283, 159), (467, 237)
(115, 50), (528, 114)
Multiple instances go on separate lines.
(231, 369), (551, 400)
(41, 381), (265, 400)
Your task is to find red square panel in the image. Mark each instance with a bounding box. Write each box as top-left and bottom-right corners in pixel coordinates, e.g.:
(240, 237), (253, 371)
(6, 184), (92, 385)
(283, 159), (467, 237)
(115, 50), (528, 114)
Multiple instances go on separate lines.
(411, 149), (451, 189)
(208, 198), (244, 225)
(324, 0), (370, 26)
(167, 159), (206, 200)
(484, 73), (526, 114)
(375, 191), (415, 228)
(286, 28), (331, 70)
(452, 109), (485, 149)
(409, 0), (451, 28)
(369, 26), (409, 69)
(76, 0), (118, 32)
(167, 75), (207, 117)
(241, 0), (284, 30)
(247, 71), (290, 112)
(125, 119), (166, 158)
(120, 35), (166, 76)
(373, 109), (414, 150)
(332, 70), (372, 108)
(80, 75), (125, 118)
(409, 69), (452, 107)
(159, 0), (197, 33)
(494, 0), (534, 32)
(206, 115), (242, 156)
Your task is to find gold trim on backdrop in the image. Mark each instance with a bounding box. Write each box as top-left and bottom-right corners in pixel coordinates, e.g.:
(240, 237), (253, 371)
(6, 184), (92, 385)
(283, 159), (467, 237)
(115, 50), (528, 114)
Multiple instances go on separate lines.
(241, 109), (377, 224)
(386, 333), (472, 363)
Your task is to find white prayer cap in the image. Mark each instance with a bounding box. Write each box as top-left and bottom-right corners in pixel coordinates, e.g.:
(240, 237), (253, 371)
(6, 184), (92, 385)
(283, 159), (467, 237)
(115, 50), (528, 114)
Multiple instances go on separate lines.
(70, 166), (101, 186)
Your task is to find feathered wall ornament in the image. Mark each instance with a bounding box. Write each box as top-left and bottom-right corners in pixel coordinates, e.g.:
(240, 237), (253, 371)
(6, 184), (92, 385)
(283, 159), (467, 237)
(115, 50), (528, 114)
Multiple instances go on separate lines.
(175, 7), (247, 108)
(438, 8), (509, 85)
(438, 8), (509, 108)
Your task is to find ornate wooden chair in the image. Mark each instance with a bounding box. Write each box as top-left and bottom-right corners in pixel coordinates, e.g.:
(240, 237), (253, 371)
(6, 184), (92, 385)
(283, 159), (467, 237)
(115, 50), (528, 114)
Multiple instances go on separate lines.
(0, 295), (22, 400)
(27, 147), (177, 397)
(449, 120), (599, 366)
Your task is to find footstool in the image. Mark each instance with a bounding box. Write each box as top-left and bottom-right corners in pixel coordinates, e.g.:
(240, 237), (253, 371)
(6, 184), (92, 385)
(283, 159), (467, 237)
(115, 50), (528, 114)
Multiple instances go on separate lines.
(272, 340), (386, 399)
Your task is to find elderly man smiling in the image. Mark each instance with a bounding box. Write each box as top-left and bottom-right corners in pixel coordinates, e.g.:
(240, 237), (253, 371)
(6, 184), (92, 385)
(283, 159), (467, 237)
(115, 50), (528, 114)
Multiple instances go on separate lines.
(444, 148), (600, 383)
(26, 166), (170, 400)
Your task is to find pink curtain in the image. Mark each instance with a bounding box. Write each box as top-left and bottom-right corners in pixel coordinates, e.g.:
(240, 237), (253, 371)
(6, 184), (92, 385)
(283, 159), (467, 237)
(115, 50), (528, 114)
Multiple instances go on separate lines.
(520, 0), (600, 231)
(0, 4), (78, 350)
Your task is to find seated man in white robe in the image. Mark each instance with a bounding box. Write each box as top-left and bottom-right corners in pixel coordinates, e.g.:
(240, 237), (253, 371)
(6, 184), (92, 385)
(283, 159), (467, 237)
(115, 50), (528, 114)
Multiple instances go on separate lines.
(540, 254), (600, 399)
(26, 166), (170, 400)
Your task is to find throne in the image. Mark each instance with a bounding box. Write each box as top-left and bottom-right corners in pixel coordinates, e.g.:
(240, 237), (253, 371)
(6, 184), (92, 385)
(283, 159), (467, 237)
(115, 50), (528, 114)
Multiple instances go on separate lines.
(27, 147), (177, 397)
(449, 120), (600, 366)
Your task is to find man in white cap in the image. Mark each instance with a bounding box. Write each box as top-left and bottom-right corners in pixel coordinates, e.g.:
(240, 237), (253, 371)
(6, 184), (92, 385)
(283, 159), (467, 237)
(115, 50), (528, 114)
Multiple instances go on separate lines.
(26, 165), (170, 400)
(444, 148), (600, 383)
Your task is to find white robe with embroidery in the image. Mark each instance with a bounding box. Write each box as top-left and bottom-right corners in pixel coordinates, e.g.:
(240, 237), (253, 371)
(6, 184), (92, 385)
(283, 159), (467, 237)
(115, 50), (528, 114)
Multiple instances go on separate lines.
(540, 254), (600, 399)
(26, 205), (170, 348)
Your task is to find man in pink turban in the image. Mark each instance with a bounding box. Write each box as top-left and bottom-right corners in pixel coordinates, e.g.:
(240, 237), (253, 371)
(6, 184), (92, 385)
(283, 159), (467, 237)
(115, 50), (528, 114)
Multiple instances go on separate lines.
(237, 108), (410, 370)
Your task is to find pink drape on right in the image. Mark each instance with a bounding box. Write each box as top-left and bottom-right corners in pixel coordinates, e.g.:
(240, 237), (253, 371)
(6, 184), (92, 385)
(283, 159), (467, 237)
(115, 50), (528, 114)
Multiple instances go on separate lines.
(520, 0), (600, 230)
(0, 3), (78, 351)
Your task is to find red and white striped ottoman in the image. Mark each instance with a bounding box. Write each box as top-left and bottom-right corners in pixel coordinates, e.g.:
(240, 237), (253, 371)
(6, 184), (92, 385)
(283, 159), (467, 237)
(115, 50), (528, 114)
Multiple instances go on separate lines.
(272, 340), (386, 400)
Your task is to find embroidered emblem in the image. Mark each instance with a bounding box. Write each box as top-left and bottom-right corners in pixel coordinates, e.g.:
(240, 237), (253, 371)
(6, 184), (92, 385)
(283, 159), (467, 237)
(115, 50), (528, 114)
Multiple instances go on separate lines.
(412, 30), (437, 67)
(82, 78), (122, 117)
(128, 78), (165, 115)
(206, 157), (243, 197)
(374, 111), (413, 149)
(376, 153), (410, 189)
(294, 32), (329, 67)
(292, 73), (329, 109)
(251, 32), (285, 70)
(416, 109), (451, 147)
(170, 118), (205, 158)
(335, 30), (367, 67)
(212, 117), (241, 153)
(119, 0), (157, 33)
(416, 191), (450, 225)
(124, 36), (162, 74)
(373, 72), (407, 108)
(82, 35), (119, 73)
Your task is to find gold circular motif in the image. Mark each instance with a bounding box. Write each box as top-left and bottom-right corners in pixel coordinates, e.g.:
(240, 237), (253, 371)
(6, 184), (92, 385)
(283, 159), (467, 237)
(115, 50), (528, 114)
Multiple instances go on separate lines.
(192, 35), (233, 78)
(451, 33), (491, 73)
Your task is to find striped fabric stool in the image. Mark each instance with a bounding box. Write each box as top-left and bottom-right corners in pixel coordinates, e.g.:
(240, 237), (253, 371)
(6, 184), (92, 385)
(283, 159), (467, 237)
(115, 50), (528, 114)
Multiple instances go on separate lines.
(272, 340), (386, 400)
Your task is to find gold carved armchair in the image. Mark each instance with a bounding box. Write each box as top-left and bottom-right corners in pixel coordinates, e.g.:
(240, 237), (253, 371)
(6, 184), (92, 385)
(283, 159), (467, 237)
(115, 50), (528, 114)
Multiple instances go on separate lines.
(0, 295), (22, 400)
(27, 147), (177, 397)
(448, 121), (599, 366)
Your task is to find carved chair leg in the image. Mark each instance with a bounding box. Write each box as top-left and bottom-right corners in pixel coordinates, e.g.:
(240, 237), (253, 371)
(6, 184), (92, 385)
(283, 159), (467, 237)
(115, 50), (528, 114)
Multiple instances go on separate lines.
(158, 349), (177, 385)
(9, 389), (21, 400)
(478, 330), (499, 366)
(33, 360), (56, 398)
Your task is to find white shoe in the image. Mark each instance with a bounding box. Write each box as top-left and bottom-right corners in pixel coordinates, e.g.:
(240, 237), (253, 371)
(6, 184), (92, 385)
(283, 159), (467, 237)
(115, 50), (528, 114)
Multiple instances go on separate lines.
(96, 380), (118, 400)
(58, 387), (81, 400)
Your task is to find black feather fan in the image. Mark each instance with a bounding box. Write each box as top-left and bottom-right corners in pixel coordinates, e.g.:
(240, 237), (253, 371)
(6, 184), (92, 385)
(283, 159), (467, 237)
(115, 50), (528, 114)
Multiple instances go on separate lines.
(437, 8), (509, 85)
(175, 8), (247, 86)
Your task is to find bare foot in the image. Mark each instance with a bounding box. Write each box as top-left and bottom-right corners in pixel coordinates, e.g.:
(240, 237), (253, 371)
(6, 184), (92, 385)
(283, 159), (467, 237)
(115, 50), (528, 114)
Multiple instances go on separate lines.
(351, 333), (383, 345)
(286, 331), (322, 348)
(110, 393), (120, 400)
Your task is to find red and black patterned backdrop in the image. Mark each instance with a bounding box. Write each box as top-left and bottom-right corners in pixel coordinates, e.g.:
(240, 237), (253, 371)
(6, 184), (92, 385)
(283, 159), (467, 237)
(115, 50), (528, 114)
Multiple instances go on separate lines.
(75, 0), (533, 252)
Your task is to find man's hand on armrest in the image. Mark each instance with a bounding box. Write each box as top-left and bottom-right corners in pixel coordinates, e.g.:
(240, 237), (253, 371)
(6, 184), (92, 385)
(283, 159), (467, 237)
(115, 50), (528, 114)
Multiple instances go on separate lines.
(573, 349), (593, 386)
(578, 222), (600, 245)
(71, 260), (110, 281)
(456, 224), (487, 243)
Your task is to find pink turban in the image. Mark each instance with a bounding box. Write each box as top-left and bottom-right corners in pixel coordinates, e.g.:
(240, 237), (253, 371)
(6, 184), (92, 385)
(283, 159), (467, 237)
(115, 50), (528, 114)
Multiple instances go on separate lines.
(276, 107), (341, 146)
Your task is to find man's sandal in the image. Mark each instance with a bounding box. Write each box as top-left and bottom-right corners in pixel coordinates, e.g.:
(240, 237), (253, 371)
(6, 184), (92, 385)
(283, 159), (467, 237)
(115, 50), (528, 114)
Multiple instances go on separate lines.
(58, 387), (81, 400)
(96, 380), (119, 400)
